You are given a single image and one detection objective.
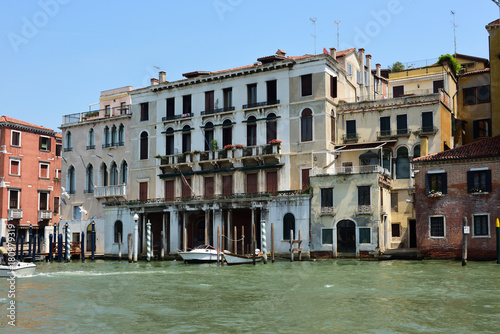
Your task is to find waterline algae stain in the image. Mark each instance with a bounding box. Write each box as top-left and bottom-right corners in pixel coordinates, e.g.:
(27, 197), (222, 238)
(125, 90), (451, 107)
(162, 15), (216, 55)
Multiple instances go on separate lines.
(1, 260), (500, 333)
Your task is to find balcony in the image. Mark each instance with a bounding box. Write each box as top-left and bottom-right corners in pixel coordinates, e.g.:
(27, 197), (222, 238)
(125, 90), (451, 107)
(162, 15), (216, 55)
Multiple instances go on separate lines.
(377, 129), (410, 139)
(62, 105), (131, 125)
(162, 113), (194, 122)
(342, 133), (360, 143)
(87, 145), (95, 150)
(200, 106), (235, 116)
(64, 147), (73, 152)
(320, 207), (335, 215)
(38, 210), (52, 221)
(416, 126), (438, 136)
(8, 209), (23, 220)
(102, 142), (125, 149)
(357, 205), (373, 214)
(94, 185), (127, 198)
(332, 165), (390, 176)
(242, 100), (280, 109)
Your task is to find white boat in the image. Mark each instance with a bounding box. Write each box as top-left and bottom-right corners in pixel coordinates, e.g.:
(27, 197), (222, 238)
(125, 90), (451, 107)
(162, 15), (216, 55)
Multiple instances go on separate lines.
(223, 251), (263, 265)
(0, 262), (37, 277)
(178, 245), (221, 263)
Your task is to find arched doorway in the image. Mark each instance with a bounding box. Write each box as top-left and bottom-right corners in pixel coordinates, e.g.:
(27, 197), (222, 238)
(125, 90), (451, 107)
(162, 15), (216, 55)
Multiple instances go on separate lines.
(86, 223), (96, 252)
(337, 220), (356, 254)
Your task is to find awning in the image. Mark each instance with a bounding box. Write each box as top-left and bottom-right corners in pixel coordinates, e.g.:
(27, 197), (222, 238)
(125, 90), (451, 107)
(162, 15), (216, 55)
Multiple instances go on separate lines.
(334, 140), (397, 153)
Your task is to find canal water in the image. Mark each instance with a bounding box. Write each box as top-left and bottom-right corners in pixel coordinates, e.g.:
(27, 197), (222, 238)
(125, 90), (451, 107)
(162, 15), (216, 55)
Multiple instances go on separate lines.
(1, 259), (500, 333)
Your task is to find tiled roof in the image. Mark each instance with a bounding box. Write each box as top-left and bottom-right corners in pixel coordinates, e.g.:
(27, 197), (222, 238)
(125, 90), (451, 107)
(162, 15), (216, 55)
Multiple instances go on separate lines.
(488, 19), (499, 26)
(413, 136), (500, 163)
(0, 115), (54, 132)
(336, 48), (356, 57)
(460, 67), (490, 76)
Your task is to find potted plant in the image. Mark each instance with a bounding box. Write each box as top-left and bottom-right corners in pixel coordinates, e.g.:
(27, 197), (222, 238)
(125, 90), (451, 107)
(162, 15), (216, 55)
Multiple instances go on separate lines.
(427, 190), (443, 198)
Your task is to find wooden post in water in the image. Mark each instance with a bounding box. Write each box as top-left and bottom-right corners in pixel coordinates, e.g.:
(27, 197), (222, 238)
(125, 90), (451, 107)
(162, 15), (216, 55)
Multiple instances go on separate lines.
(261, 220), (267, 264)
(233, 225), (237, 253)
(118, 232), (122, 261)
(81, 232), (85, 263)
(271, 223), (275, 263)
(290, 229), (294, 262)
(183, 227), (187, 252)
(160, 231), (165, 260)
(128, 233), (133, 263)
(497, 218), (500, 264)
(91, 222), (95, 261)
(32, 232), (37, 263)
(57, 234), (62, 262)
(462, 217), (468, 266)
(222, 225), (225, 251)
(15, 234), (19, 261)
(48, 234), (53, 262)
(298, 230), (302, 261)
(146, 221), (151, 262)
(241, 226), (245, 256)
(217, 226), (220, 265)
(252, 223), (256, 265)
(20, 234), (25, 262)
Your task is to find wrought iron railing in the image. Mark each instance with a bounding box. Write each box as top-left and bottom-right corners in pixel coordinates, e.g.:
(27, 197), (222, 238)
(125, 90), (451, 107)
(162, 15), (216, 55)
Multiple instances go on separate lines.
(162, 113), (194, 122)
(242, 100), (280, 109)
(200, 106), (235, 116)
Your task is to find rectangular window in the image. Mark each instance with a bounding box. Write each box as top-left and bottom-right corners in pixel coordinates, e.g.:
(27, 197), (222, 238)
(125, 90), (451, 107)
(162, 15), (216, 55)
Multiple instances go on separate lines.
(205, 91), (214, 112)
(396, 114), (408, 135)
(204, 177), (214, 197)
(330, 75), (337, 98)
(347, 63), (353, 77)
(165, 180), (175, 200)
(421, 111), (434, 133)
(391, 193), (398, 212)
(430, 216), (445, 237)
(365, 71), (370, 86)
(358, 186), (371, 206)
(393, 85), (404, 98)
(10, 159), (20, 175)
(39, 136), (51, 151)
(464, 88), (476, 105)
(247, 84), (257, 105)
(120, 102), (127, 114)
(105, 105), (111, 116)
(380, 116), (391, 136)
(39, 163), (49, 179)
(139, 182), (148, 201)
(246, 173), (258, 194)
(223, 88), (232, 109)
(433, 80), (444, 93)
(477, 86), (490, 103)
(321, 188), (333, 208)
(473, 119), (491, 139)
(425, 172), (447, 194)
(183, 95), (192, 114)
(140, 103), (149, 121)
(392, 223), (401, 237)
(322, 228), (333, 244)
(11, 130), (21, 146)
(301, 168), (310, 191)
(166, 97), (175, 117)
(73, 206), (82, 220)
(346, 120), (357, 139)
(359, 228), (371, 244)
(182, 178), (192, 198)
(266, 171), (278, 194)
(301, 74), (312, 96)
(266, 80), (277, 102)
(357, 70), (363, 85)
(9, 190), (19, 209)
(56, 144), (62, 157)
(39, 191), (49, 210)
(53, 197), (60, 215)
(222, 175), (232, 195)
(467, 169), (492, 193)
(473, 214), (489, 237)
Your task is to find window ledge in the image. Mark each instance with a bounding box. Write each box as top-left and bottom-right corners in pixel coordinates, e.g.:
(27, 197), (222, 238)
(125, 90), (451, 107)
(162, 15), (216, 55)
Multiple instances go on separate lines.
(429, 236), (445, 239)
(471, 235), (490, 238)
(470, 192), (489, 195)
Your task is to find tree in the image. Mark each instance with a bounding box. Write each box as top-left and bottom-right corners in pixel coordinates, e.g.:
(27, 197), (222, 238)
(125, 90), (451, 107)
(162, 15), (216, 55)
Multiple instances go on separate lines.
(438, 54), (461, 74)
(390, 61), (405, 73)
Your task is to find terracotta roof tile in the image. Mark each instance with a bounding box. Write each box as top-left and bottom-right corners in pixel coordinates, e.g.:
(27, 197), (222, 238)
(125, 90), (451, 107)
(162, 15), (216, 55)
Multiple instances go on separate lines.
(488, 19), (500, 26)
(413, 135), (500, 163)
(336, 48), (356, 57)
(459, 67), (490, 76)
(0, 115), (54, 132)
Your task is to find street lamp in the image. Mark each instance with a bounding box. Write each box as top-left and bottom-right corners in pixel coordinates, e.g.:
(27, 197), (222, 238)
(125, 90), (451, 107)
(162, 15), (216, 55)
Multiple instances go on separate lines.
(133, 213), (139, 262)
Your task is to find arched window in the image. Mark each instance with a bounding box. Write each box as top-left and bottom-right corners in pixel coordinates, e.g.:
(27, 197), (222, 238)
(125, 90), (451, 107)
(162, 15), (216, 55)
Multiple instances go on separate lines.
(182, 126), (191, 153)
(120, 161), (128, 185)
(111, 125), (117, 146)
(118, 124), (124, 145)
(222, 119), (232, 147)
(359, 150), (379, 167)
(110, 161), (118, 186)
(65, 131), (72, 150)
(283, 213), (296, 240)
(266, 113), (277, 143)
(85, 164), (94, 193)
(100, 163), (108, 186)
(140, 131), (148, 160)
(67, 165), (76, 194)
(204, 122), (214, 151)
(104, 126), (110, 147)
(413, 144), (421, 159)
(247, 116), (257, 146)
(87, 128), (95, 149)
(114, 221), (123, 244)
(396, 147), (410, 179)
(165, 127), (174, 155)
(301, 108), (313, 142)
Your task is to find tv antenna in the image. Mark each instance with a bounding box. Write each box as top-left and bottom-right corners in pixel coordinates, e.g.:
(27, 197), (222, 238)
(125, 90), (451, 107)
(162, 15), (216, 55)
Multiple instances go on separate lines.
(451, 11), (458, 55)
(334, 20), (340, 50)
(493, 0), (500, 17)
(310, 17), (317, 54)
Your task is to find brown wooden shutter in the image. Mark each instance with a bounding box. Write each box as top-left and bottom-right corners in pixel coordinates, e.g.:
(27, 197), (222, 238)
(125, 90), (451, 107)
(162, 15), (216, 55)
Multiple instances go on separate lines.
(165, 180), (175, 200)
(204, 177), (214, 197)
(205, 91), (214, 111)
(222, 175), (232, 195)
(247, 173), (258, 194)
(266, 171), (278, 194)
(330, 76), (337, 98)
(393, 85), (404, 98)
(139, 182), (148, 201)
(182, 178), (192, 198)
(301, 169), (310, 190)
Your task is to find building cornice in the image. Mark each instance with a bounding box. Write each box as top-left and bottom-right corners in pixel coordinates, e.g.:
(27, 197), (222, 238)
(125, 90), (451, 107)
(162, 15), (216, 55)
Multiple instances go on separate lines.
(0, 121), (57, 136)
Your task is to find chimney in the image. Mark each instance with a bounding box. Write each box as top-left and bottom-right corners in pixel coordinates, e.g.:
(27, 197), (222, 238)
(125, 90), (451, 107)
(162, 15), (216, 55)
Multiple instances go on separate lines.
(358, 48), (365, 67)
(376, 64), (381, 77)
(159, 71), (166, 83)
(151, 78), (159, 86)
(329, 47), (337, 60)
(366, 54), (372, 73)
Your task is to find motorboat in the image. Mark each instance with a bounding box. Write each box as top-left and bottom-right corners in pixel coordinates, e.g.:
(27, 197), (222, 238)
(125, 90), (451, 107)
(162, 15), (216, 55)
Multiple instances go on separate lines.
(178, 245), (221, 263)
(223, 250), (263, 265)
(0, 262), (37, 277)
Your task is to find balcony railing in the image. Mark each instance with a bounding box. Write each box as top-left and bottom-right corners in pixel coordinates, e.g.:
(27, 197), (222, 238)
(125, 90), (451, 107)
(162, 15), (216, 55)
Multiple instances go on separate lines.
(377, 129), (410, 138)
(87, 145), (95, 150)
(332, 165), (390, 176)
(357, 205), (372, 214)
(64, 147), (73, 152)
(102, 142), (125, 149)
(8, 209), (23, 220)
(200, 106), (235, 116)
(417, 126), (438, 135)
(162, 113), (194, 122)
(242, 100), (280, 109)
(62, 105), (131, 125)
(342, 133), (360, 142)
(94, 184), (127, 198)
(321, 207), (335, 214)
(38, 210), (52, 221)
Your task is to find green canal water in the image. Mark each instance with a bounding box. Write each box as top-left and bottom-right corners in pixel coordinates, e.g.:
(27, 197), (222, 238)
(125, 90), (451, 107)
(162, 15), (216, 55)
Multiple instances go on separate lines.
(1, 259), (500, 333)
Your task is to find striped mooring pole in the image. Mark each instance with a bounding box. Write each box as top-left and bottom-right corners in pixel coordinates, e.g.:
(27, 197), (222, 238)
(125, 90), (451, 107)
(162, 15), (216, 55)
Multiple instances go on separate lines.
(261, 220), (267, 264)
(496, 218), (500, 264)
(65, 224), (71, 262)
(146, 220), (152, 262)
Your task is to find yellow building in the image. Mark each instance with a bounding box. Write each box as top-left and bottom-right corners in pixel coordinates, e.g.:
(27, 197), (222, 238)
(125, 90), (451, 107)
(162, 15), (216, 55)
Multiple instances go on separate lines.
(454, 53), (489, 72)
(486, 19), (500, 137)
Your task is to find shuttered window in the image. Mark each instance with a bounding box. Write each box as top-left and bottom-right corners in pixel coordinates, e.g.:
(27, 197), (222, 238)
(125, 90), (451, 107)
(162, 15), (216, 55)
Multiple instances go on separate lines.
(267, 80), (277, 102)
(380, 116), (391, 136)
(266, 171), (278, 194)
(222, 175), (232, 195)
(358, 186), (371, 206)
(393, 85), (404, 98)
(204, 177), (214, 197)
(166, 98), (175, 117)
(165, 180), (175, 200)
(140, 103), (149, 121)
(467, 170), (492, 193)
(183, 95), (192, 114)
(425, 173), (447, 194)
(247, 173), (258, 194)
(330, 76), (337, 98)
(140, 132), (148, 160)
(139, 182), (148, 201)
(301, 169), (310, 191)
(182, 178), (192, 198)
(321, 188), (333, 208)
(205, 91), (214, 112)
(301, 74), (312, 96)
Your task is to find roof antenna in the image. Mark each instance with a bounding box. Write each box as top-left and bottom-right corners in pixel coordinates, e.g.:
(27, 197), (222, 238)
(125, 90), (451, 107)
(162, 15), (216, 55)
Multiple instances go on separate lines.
(493, 0), (500, 18)
(334, 20), (340, 50)
(310, 17), (317, 54)
(451, 11), (458, 55)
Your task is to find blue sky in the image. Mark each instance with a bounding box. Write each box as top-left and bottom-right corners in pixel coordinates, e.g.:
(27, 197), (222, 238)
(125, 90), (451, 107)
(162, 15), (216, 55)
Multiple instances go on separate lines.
(0, 0), (497, 132)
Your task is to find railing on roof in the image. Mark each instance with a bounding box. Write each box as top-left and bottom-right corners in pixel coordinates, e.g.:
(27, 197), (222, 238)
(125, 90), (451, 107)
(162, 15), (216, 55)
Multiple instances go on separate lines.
(62, 105), (131, 125)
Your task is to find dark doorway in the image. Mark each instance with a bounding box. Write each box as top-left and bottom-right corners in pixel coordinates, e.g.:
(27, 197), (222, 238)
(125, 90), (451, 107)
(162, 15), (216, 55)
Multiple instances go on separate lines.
(409, 219), (417, 248)
(337, 220), (356, 254)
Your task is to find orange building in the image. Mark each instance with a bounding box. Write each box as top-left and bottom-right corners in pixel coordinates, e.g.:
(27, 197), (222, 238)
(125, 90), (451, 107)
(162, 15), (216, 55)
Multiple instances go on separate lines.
(0, 116), (62, 249)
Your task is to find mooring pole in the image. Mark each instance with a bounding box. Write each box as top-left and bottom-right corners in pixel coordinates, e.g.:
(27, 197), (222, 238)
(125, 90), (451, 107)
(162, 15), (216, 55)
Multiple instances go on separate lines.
(271, 223), (275, 263)
(32, 233), (37, 263)
(252, 223), (256, 265)
(146, 220), (152, 262)
(53, 223), (57, 245)
(81, 231), (85, 263)
(133, 214), (139, 262)
(128, 233), (133, 263)
(160, 231), (165, 260)
(233, 225), (237, 253)
(217, 226), (220, 266)
(118, 232), (122, 261)
(15, 233), (19, 261)
(496, 218), (500, 264)
(28, 225), (32, 258)
(65, 224), (71, 262)
(57, 233), (62, 262)
(20, 234), (24, 262)
(261, 220), (267, 264)
(462, 217), (468, 266)
(241, 226), (245, 256)
(290, 229), (294, 262)
(48, 234), (53, 262)
(38, 233), (42, 254)
(91, 222), (95, 261)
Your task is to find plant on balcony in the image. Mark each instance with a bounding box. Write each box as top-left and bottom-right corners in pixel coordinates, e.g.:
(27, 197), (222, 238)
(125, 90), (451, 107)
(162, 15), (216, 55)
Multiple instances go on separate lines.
(268, 139), (282, 145)
(438, 54), (461, 74)
(223, 144), (234, 150)
(234, 144), (244, 149)
(211, 139), (218, 151)
(427, 190), (443, 198)
(85, 110), (99, 118)
(192, 150), (201, 154)
(471, 187), (485, 193)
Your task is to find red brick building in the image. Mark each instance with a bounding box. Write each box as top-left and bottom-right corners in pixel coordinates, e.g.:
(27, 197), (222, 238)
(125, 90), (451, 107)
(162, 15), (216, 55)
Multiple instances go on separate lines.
(413, 136), (500, 260)
(0, 116), (62, 248)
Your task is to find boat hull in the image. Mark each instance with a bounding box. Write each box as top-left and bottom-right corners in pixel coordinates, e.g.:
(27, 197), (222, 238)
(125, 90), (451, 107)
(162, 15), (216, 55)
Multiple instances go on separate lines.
(223, 253), (262, 265)
(0, 262), (37, 277)
(178, 245), (221, 263)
